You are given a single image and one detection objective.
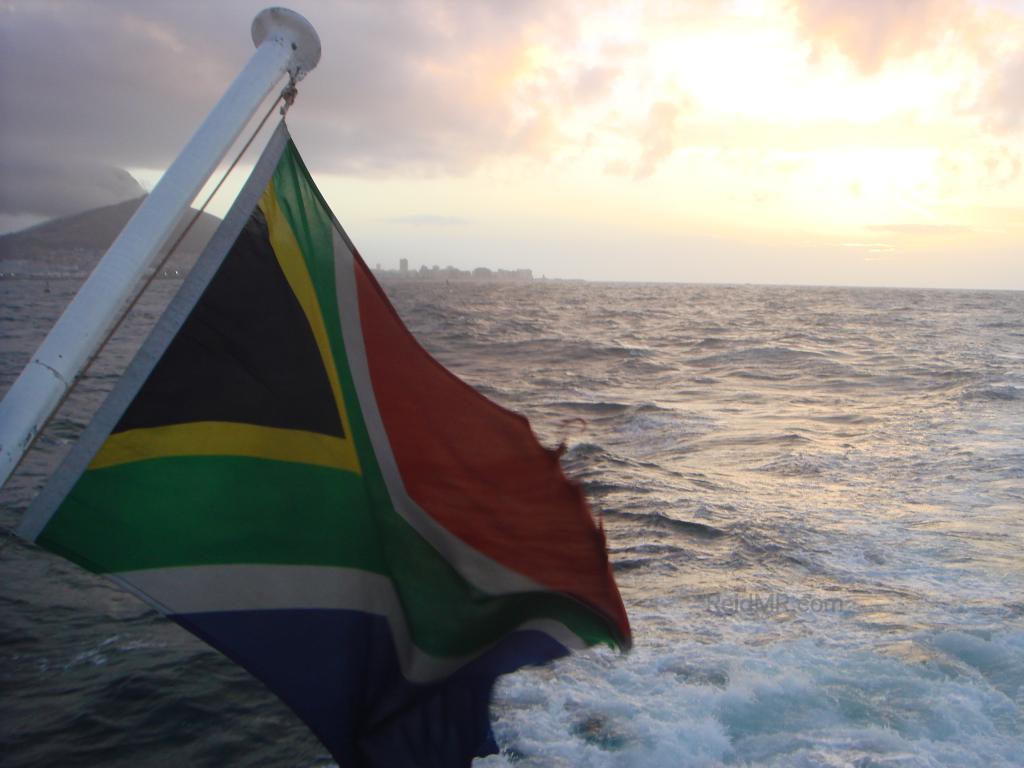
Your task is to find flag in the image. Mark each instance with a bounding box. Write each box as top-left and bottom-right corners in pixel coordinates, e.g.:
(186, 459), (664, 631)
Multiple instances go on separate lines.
(19, 123), (630, 766)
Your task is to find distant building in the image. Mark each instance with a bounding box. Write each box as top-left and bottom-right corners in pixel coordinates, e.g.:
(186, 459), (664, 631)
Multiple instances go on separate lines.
(370, 262), (533, 282)
(494, 268), (533, 281)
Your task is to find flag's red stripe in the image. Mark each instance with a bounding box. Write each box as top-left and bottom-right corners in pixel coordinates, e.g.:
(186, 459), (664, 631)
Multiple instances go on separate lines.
(354, 263), (629, 641)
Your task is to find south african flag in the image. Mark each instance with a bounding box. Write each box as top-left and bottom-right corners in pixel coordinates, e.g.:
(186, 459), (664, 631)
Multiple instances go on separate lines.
(19, 122), (630, 767)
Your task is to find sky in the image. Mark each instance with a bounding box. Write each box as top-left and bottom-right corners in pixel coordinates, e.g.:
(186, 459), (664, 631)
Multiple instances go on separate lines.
(0, 0), (1022, 288)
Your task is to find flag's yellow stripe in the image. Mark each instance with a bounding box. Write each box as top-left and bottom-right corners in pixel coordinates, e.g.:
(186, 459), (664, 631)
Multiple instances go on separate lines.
(259, 181), (360, 474)
(89, 422), (361, 473)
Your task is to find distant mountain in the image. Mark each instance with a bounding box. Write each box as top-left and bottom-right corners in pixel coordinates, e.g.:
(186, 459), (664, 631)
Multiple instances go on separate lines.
(0, 197), (222, 277)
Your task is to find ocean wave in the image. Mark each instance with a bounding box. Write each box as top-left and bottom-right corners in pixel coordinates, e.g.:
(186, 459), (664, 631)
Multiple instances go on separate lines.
(485, 337), (656, 364)
(603, 509), (728, 539)
(753, 453), (826, 477)
(928, 630), (1024, 705)
(689, 337), (732, 351)
(805, 412), (879, 425)
(962, 384), (1023, 402)
(549, 400), (633, 415)
(686, 346), (833, 369)
(693, 432), (811, 450)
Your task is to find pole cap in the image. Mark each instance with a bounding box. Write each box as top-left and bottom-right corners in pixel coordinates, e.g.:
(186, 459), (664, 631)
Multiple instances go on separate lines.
(252, 7), (321, 80)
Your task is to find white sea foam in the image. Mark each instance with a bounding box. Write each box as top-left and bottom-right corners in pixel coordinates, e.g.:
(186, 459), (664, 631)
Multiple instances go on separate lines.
(482, 629), (1024, 767)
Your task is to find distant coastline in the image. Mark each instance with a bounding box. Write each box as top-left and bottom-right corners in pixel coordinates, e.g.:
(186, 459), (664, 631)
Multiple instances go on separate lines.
(371, 260), (534, 282)
(0, 200), (542, 283)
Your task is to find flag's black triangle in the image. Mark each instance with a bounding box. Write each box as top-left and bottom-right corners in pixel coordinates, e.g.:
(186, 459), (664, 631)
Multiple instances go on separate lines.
(113, 207), (344, 439)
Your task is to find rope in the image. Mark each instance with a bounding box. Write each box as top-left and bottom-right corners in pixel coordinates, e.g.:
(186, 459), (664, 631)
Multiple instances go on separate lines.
(280, 80), (298, 115)
(2, 80), (299, 530)
(156, 83), (291, 283)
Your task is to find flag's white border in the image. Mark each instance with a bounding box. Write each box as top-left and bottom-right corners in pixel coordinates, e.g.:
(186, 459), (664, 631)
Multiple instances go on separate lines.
(110, 563), (586, 684)
(329, 217), (557, 599)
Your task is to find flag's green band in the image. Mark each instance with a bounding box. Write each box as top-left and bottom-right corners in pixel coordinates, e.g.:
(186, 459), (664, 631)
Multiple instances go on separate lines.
(39, 456), (381, 573)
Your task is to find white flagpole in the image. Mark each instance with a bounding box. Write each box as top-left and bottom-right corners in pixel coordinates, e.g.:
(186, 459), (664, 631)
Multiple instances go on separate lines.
(0, 7), (320, 490)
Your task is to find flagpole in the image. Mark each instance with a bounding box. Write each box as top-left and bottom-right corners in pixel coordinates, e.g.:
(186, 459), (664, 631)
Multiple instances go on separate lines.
(0, 7), (320, 491)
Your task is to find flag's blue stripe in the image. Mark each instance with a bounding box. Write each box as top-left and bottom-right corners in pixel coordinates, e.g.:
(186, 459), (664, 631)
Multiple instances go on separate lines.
(172, 609), (569, 766)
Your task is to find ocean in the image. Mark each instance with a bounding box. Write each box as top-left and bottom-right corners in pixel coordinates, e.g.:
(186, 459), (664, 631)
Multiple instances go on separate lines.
(1, 276), (1022, 767)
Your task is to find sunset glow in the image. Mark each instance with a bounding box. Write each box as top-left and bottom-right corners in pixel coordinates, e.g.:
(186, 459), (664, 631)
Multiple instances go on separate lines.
(1, 0), (1022, 287)
(295, 0), (1023, 286)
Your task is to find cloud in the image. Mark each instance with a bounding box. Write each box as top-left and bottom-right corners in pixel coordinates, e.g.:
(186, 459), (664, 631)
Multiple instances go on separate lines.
(0, 2), (241, 170)
(841, 241), (895, 252)
(789, 0), (967, 74)
(866, 223), (969, 234)
(977, 48), (1024, 132)
(0, 0), (580, 218)
(573, 65), (621, 104)
(0, 158), (144, 219)
(0, 2), (252, 221)
(385, 215), (470, 228)
(633, 101), (680, 179)
(291, 0), (574, 175)
(604, 95), (694, 180)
